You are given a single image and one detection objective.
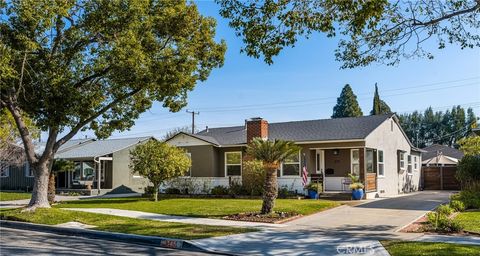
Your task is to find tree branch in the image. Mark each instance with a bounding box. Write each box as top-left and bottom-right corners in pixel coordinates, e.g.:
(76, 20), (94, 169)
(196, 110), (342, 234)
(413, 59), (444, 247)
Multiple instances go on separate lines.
(53, 88), (143, 152)
(72, 67), (110, 88)
(412, 3), (480, 26)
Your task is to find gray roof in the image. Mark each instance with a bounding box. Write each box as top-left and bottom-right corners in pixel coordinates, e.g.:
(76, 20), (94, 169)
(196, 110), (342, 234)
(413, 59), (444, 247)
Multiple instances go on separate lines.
(55, 136), (152, 159)
(422, 144), (464, 160)
(34, 138), (94, 155)
(195, 114), (393, 146)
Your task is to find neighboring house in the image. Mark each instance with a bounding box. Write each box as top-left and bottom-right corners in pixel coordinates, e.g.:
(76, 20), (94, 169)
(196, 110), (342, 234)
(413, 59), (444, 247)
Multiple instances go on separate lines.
(0, 137), (152, 195)
(422, 144), (464, 167)
(167, 114), (423, 198)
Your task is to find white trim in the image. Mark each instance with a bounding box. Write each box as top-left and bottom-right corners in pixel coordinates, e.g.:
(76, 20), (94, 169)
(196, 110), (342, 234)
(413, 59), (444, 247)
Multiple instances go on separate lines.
(399, 152), (406, 170)
(295, 139), (364, 145)
(407, 154), (413, 175)
(315, 149), (325, 174)
(377, 149), (385, 177)
(225, 151), (242, 177)
(281, 151), (301, 177)
(309, 146), (365, 150)
(351, 149), (360, 176)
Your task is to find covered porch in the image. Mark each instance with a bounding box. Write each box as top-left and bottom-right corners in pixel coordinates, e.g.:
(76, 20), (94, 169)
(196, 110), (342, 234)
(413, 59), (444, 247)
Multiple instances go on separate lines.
(56, 156), (114, 195)
(307, 147), (378, 193)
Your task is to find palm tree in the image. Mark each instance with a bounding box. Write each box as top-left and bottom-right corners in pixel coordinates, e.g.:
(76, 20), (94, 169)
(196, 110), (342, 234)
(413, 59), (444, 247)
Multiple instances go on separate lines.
(247, 138), (301, 214)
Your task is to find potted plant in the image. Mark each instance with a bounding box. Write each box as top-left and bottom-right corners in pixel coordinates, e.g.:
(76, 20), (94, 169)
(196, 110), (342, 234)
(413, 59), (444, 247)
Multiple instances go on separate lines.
(305, 182), (322, 199)
(348, 174), (364, 200)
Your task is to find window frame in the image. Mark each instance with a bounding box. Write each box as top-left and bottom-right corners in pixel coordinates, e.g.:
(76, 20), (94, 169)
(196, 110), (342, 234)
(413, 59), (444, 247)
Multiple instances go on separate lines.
(0, 163), (9, 178)
(225, 151), (242, 177)
(377, 150), (385, 177)
(351, 149), (360, 176)
(399, 152), (406, 170)
(407, 155), (413, 175)
(281, 151), (301, 177)
(413, 155), (418, 171)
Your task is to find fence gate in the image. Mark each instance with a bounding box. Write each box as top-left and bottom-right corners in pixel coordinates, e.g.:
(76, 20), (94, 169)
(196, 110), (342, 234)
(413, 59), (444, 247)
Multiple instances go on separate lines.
(422, 166), (460, 190)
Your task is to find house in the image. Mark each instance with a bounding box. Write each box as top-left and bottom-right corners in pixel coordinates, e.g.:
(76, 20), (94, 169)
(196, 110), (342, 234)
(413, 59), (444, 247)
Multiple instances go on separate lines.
(0, 136), (152, 195)
(167, 114), (423, 198)
(422, 144), (464, 167)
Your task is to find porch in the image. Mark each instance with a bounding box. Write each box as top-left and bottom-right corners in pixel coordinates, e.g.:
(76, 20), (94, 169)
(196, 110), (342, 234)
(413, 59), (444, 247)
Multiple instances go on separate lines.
(56, 156), (114, 194)
(307, 148), (378, 193)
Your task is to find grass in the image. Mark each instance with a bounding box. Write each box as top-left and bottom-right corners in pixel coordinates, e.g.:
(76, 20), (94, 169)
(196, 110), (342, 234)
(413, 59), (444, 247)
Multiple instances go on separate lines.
(0, 208), (255, 240)
(0, 191), (31, 201)
(56, 197), (339, 218)
(381, 241), (480, 256)
(455, 210), (480, 233)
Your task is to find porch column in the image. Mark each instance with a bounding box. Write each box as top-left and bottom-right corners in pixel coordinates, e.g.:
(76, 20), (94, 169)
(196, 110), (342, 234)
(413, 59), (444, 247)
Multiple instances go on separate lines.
(359, 148), (365, 184)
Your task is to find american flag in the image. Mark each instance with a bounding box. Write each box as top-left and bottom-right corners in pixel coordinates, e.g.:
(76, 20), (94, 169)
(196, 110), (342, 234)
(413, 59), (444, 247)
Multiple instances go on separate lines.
(301, 155), (308, 187)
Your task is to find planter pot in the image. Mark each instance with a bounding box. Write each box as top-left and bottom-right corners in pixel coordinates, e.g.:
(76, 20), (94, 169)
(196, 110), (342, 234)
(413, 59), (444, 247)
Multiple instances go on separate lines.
(351, 189), (364, 200)
(308, 190), (318, 199)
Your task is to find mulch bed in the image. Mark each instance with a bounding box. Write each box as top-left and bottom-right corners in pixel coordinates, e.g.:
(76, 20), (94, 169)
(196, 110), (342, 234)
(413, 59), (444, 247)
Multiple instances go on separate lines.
(223, 211), (301, 224)
(400, 214), (429, 233)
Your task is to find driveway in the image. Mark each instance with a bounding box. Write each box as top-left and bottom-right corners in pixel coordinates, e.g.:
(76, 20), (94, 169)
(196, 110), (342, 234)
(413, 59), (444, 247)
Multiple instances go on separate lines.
(196, 191), (452, 256)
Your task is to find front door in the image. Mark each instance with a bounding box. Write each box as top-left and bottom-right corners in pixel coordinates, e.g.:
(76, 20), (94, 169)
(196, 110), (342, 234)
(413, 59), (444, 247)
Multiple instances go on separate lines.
(315, 149), (325, 174)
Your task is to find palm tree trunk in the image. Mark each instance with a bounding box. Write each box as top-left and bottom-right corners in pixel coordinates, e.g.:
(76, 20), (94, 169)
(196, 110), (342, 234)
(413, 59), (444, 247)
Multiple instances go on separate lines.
(261, 164), (278, 214)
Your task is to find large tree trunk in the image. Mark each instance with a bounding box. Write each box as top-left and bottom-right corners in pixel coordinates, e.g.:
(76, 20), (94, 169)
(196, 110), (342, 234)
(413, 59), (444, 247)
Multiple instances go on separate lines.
(261, 163), (278, 214)
(25, 162), (51, 211)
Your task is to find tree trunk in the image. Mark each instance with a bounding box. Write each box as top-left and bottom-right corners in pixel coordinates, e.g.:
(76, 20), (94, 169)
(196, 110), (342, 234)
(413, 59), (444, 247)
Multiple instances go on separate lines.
(154, 183), (159, 202)
(24, 162), (51, 211)
(261, 164), (278, 214)
(48, 172), (56, 204)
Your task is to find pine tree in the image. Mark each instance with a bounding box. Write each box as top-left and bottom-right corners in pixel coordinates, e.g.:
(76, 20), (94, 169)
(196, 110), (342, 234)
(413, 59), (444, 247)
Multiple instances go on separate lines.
(332, 84), (363, 118)
(370, 83), (392, 115)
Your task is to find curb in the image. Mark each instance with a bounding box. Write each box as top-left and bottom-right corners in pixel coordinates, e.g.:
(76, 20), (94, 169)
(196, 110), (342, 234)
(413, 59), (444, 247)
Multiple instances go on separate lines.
(0, 220), (234, 255)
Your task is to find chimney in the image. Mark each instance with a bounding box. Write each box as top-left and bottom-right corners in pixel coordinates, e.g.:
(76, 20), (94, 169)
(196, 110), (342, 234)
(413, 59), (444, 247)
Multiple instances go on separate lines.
(246, 117), (268, 143)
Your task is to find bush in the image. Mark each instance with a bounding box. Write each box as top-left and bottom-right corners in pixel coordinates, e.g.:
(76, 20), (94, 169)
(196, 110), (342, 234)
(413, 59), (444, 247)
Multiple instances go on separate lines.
(427, 205), (464, 232)
(144, 186), (156, 197)
(228, 179), (247, 197)
(456, 155), (480, 189)
(436, 204), (454, 216)
(278, 185), (297, 199)
(165, 187), (181, 194)
(450, 200), (466, 212)
(242, 160), (265, 196)
(305, 182), (322, 192)
(210, 186), (229, 195)
(457, 189), (480, 209)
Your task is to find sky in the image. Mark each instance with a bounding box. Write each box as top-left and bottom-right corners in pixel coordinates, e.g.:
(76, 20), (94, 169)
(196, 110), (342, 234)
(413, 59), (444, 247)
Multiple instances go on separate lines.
(76, 1), (480, 140)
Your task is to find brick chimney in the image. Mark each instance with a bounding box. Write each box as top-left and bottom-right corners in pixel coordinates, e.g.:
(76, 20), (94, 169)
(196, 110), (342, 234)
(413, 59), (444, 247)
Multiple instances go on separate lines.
(246, 117), (268, 143)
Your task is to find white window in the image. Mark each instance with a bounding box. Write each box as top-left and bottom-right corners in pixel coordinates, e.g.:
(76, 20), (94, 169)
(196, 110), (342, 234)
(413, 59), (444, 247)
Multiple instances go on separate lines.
(351, 149), (360, 176)
(399, 152), (406, 170)
(407, 155), (413, 174)
(281, 151), (301, 176)
(413, 155), (418, 171)
(25, 162), (33, 177)
(378, 150), (385, 177)
(0, 163), (9, 178)
(225, 152), (242, 176)
(73, 161), (95, 180)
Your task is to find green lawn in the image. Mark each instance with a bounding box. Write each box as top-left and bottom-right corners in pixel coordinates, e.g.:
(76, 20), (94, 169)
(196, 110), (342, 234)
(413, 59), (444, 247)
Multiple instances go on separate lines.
(0, 208), (254, 240)
(381, 241), (480, 256)
(455, 210), (480, 233)
(0, 191), (31, 201)
(56, 198), (339, 218)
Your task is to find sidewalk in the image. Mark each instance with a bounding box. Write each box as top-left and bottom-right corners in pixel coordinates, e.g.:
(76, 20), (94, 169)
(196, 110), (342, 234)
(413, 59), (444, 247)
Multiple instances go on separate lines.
(414, 234), (480, 245)
(64, 208), (286, 229)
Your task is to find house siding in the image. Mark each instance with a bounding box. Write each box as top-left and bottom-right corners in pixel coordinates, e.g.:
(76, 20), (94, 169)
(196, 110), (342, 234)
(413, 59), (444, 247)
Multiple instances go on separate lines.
(365, 118), (421, 197)
(183, 145), (218, 177)
(112, 144), (149, 193)
(0, 164), (34, 191)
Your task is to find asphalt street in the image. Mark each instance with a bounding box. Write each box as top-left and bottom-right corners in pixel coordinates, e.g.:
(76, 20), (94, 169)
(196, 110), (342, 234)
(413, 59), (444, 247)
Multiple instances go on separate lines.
(0, 227), (215, 256)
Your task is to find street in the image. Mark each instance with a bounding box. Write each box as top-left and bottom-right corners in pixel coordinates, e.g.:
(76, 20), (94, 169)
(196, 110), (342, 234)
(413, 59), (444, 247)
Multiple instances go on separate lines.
(0, 227), (214, 256)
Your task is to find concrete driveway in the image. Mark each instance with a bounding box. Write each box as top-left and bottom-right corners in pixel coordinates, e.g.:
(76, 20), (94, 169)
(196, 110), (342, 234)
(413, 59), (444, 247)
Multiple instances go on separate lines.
(289, 191), (452, 232)
(196, 191), (452, 255)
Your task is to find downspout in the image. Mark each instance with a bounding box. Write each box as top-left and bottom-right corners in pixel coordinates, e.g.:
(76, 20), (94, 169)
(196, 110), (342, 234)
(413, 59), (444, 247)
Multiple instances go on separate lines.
(94, 156), (101, 195)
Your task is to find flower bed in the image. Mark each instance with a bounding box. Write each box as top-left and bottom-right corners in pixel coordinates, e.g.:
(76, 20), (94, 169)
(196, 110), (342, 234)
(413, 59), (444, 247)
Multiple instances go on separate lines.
(223, 211), (301, 223)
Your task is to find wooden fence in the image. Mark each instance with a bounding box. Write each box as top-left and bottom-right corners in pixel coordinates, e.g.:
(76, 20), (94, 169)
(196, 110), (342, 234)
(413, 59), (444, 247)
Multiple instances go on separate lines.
(422, 166), (460, 190)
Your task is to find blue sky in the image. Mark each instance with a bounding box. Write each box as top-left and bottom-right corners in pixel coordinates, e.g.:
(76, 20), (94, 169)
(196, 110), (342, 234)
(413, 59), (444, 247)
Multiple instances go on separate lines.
(84, 1), (480, 139)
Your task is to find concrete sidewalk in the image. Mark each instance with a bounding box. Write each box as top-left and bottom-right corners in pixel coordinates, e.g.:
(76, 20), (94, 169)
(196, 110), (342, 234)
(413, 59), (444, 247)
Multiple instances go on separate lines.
(414, 234), (480, 245)
(64, 208), (286, 229)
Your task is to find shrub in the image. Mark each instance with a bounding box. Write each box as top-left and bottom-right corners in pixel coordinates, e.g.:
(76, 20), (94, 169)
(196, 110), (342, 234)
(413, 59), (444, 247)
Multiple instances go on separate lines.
(210, 186), (229, 195)
(349, 182), (364, 190)
(449, 200), (466, 212)
(165, 187), (181, 194)
(228, 179), (247, 197)
(242, 160), (265, 196)
(144, 186), (156, 197)
(436, 204), (454, 216)
(305, 182), (322, 192)
(457, 189), (480, 209)
(278, 185), (296, 199)
(427, 204), (464, 232)
(456, 155), (480, 190)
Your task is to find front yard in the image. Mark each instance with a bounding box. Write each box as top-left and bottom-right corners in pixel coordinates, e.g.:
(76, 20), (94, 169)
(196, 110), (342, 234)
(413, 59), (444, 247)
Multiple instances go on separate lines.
(0, 208), (255, 240)
(381, 241), (480, 256)
(455, 210), (480, 233)
(56, 197), (339, 218)
(0, 191), (31, 201)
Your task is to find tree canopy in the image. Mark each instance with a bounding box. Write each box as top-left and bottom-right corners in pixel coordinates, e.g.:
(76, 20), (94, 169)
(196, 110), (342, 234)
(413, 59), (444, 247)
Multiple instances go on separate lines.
(332, 84), (363, 118)
(0, 0), (225, 209)
(217, 0), (480, 67)
(370, 83), (391, 115)
(130, 140), (191, 201)
(399, 106), (478, 148)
